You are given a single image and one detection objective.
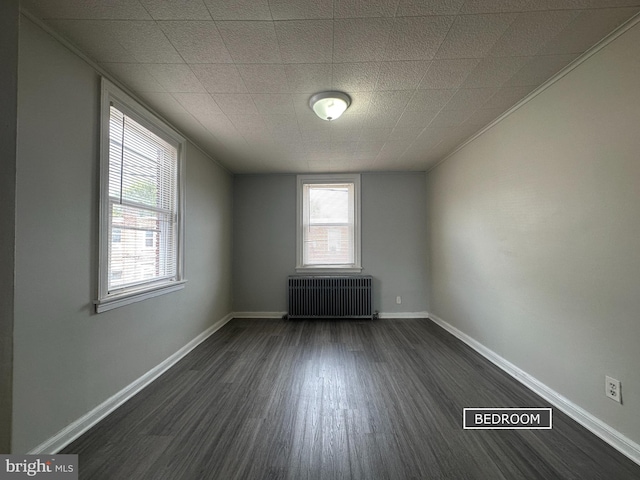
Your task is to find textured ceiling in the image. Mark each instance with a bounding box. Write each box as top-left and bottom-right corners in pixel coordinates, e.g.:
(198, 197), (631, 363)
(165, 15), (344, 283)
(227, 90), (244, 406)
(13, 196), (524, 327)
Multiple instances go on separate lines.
(22, 0), (640, 174)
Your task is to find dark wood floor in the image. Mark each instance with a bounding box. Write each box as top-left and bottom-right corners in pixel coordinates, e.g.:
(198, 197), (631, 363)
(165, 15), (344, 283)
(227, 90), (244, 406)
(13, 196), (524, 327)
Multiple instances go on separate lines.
(62, 318), (640, 479)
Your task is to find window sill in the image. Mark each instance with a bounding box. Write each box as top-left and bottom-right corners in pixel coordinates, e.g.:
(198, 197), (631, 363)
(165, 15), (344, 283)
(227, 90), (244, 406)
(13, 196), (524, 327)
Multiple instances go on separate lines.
(95, 280), (186, 313)
(295, 266), (363, 275)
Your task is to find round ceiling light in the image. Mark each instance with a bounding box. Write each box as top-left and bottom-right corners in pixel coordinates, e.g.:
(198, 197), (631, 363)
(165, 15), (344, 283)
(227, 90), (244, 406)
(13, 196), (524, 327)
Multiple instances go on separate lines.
(309, 91), (351, 121)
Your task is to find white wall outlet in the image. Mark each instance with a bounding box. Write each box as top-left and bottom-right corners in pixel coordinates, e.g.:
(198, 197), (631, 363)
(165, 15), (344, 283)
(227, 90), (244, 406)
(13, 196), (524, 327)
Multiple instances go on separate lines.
(396, 296), (402, 305)
(605, 376), (622, 403)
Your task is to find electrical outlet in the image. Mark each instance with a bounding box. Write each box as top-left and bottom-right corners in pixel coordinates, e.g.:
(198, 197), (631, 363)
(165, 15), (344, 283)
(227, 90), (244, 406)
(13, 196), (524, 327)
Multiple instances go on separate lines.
(396, 296), (402, 305)
(605, 376), (622, 403)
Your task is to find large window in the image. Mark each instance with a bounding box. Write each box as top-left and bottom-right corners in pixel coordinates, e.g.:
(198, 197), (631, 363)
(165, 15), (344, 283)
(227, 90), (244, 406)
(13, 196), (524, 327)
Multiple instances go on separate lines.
(96, 79), (185, 312)
(297, 174), (361, 272)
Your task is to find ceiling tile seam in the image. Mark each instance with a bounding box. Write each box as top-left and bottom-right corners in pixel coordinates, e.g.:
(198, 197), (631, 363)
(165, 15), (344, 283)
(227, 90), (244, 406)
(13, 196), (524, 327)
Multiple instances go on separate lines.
(185, 65), (219, 98)
(426, 13), (459, 68)
(451, 5), (640, 16)
(49, 7), (640, 22)
(211, 19), (309, 23)
(463, 12), (522, 64)
(289, 89), (312, 171)
(452, 9), (546, 16)
(393, 86), (487, 165)
(530, 9), (587, 58)
(281, 98), (305, 168)
(393, 144), (416, 166)
(336, 13), (467, 20)
(381, 79), (481, 154)
(30, 15), (153, 21)
(41, 18), (159, 24)
(378, 17), (401, 63)
(215, 20), (284, 65)
(330, 16), (336, 86)
(336, 119), (363, 151)
(210, 21), (252, 95)
(372, 143), (411, 169)
(155, 19), (235, 64)
(500, 58), (552, 90)
(471, 62), (528, 91)
(372, 103), (427, 165)
(139, 63), (168, 92)
(361, 20), (396, 118)
(330, 17), (338, 67)
(268, 20), (285, 64)
(272, 22), (296, 69)
(533, 6), (640, 14)
(418, 60), (444, 91)
(486, 15), (580, 59)
(353, 103), (378, 145)
(114, 18), (185, 65)
(478, 88), (513, 112)
(265, 0), (275, 21)
(383, 139), (412, 161)
(103, 28), (141, 67)
(145, 24), (210, 94)
(391, 0), (402, 18)
(206, 89), (241, 138)
(330, 57), (485, 64)
(166, 92), (211, 136)
(388, 124), (438, 166)
(135, 0), (155, 22)
(378, 60), (433, 94)
(330, 21), (372, 147)
(199, 0), (216, 21)
(426, 8), (640, 174)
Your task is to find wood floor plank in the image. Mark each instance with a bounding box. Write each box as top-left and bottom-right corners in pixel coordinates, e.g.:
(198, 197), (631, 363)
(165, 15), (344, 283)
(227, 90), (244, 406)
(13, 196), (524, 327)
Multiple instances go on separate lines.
(62, 318), (640, 479)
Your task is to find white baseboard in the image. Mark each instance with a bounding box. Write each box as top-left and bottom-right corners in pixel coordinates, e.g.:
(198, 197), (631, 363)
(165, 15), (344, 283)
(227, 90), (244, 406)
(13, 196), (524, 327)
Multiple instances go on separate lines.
(29, 312), (234, 455)
(378, 311), (429, 319)
(428, 313), (640, 467)
(232, 311), (286, 319)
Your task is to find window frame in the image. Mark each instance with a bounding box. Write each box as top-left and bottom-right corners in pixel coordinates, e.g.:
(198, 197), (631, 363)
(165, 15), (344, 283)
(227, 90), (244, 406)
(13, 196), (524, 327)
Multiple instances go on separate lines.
(96, 78), (186, 313)
(296, 173), (362, 273)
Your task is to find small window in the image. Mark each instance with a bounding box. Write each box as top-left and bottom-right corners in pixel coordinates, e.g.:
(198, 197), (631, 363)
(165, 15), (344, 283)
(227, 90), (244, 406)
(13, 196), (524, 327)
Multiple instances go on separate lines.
(96, 79), (186, 313)
(296, 174), (361, 273)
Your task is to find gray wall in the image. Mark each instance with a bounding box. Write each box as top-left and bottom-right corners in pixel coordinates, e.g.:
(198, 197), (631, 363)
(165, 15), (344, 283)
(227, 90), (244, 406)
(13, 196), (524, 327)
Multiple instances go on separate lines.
(233, 172), (429, 314)
(0, 0), (19, 455)
(233, 175), (296, 313)
(428, 22), (640, 444)
(362, 173), (429, 313)
(13, 17), (233, 453)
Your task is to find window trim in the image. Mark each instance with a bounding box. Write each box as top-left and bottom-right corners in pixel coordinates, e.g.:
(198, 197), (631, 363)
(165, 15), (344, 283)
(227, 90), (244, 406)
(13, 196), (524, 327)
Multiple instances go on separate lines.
(296, 173), (362, 274)
(96, 78), (186, 313)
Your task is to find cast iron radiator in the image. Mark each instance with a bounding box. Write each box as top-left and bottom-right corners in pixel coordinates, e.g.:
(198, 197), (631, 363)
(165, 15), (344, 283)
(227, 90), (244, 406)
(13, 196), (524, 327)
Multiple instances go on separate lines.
(287, 275), (373, 319)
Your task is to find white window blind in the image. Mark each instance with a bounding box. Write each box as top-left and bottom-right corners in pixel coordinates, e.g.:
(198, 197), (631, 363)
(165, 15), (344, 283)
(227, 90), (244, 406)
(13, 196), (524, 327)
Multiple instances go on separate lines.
(107, 105), (179, 292)
(97, 79), (185, 313)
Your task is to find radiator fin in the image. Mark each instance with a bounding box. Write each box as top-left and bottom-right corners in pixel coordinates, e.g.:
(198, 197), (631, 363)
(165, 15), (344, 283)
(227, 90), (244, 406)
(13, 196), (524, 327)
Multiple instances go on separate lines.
(288, 276), (373, 319)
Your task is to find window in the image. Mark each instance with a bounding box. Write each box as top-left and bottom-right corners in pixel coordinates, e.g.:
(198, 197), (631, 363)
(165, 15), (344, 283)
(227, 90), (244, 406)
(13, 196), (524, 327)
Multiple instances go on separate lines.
(297, 174), (361, 273)
(96, 79), (185, 313)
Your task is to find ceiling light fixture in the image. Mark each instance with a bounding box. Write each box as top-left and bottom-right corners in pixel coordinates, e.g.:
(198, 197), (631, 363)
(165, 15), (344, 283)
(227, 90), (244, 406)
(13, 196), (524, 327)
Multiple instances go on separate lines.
(309, 91), (351, 121)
